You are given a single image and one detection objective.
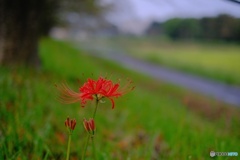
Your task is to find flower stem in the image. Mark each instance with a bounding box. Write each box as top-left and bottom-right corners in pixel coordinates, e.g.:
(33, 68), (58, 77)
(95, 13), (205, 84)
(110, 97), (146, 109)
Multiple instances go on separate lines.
(88, 99), (98, 160)
(92, 136), (97, 160)
(82, 134), (91, 160)
(66, 133), (72, 160)
(92, 99), (99, 119)
(82, 99), (99, 160)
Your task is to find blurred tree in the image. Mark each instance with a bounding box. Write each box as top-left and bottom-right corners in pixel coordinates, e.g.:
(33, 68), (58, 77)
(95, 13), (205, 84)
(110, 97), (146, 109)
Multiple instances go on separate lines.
(200, 14), (240, 41)
(161, 18), (201, 40)
(200, 17), (216, 40)
(161, 18), (182, 39)
(0, 0), (101, 67)
(158, 15), (240, 42)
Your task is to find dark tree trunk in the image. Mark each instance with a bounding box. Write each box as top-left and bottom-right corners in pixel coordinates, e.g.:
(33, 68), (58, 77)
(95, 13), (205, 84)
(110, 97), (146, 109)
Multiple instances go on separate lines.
(0, 14), (40, 66)
(0, 0), (56, 67)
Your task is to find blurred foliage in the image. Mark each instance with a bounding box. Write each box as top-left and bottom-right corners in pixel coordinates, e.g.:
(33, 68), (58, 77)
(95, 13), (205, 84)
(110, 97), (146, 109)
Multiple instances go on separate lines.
(146, 14), (240, 42)
(161, 18), (202, 39)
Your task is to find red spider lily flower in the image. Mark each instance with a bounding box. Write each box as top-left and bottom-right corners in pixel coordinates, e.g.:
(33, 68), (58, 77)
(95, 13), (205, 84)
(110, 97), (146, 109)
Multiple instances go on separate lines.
(83, 118), (95, 134)
(57, 77), (134, 109)
(65, 117), (77, 132)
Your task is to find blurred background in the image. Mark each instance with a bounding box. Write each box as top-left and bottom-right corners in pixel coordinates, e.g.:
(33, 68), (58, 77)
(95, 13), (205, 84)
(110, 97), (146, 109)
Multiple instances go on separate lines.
(1, 0), (240, 159)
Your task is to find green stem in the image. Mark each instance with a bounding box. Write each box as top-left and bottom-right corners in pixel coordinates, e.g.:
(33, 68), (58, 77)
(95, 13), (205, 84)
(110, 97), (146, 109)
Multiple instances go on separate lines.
(82, 134), (91, 160)
(82, 99), (99, 160)
(66, 133), (72, 160)
(92, 136), (97, 160)
(90, 99), (99, 160)
(92, 99), (99, 119)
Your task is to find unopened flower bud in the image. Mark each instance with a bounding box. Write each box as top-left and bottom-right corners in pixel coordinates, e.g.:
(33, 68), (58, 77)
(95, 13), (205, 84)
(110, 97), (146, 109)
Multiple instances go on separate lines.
(71, 119), (77, 130)
(83, 118), (95, 135)
(65, 117), (76, 133)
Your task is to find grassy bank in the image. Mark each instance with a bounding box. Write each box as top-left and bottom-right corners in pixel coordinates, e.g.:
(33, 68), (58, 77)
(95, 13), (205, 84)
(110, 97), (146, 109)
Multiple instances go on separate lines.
(0, 38), (239, 159)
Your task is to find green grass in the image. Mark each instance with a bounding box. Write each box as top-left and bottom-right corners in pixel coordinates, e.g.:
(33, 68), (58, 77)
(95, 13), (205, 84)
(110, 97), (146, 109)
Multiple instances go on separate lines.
(108, 37), (240, 85)
(0, 38), (240, 159)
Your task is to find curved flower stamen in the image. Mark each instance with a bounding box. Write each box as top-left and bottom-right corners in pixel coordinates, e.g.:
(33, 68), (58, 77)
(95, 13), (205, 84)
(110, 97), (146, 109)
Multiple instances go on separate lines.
(56, 83), (81, 104)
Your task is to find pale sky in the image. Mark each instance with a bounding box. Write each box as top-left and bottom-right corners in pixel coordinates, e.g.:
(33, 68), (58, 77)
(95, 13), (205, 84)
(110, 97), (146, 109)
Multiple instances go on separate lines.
(101, 0), (240, 34)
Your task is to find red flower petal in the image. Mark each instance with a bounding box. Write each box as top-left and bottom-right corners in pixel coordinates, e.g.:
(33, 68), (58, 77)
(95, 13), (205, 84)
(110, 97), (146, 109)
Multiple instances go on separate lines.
(108, 97), (115, 109)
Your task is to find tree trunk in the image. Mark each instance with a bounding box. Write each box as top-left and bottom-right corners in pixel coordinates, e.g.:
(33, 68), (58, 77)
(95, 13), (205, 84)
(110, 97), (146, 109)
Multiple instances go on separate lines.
(0, 0), (46, 67)
(0, 18), (40, 66)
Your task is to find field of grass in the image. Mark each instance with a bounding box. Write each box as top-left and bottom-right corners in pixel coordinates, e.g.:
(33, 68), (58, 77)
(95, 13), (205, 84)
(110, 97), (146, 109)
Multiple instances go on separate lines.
(1, 38), (240, 159)
(109, 37), (240, 85)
